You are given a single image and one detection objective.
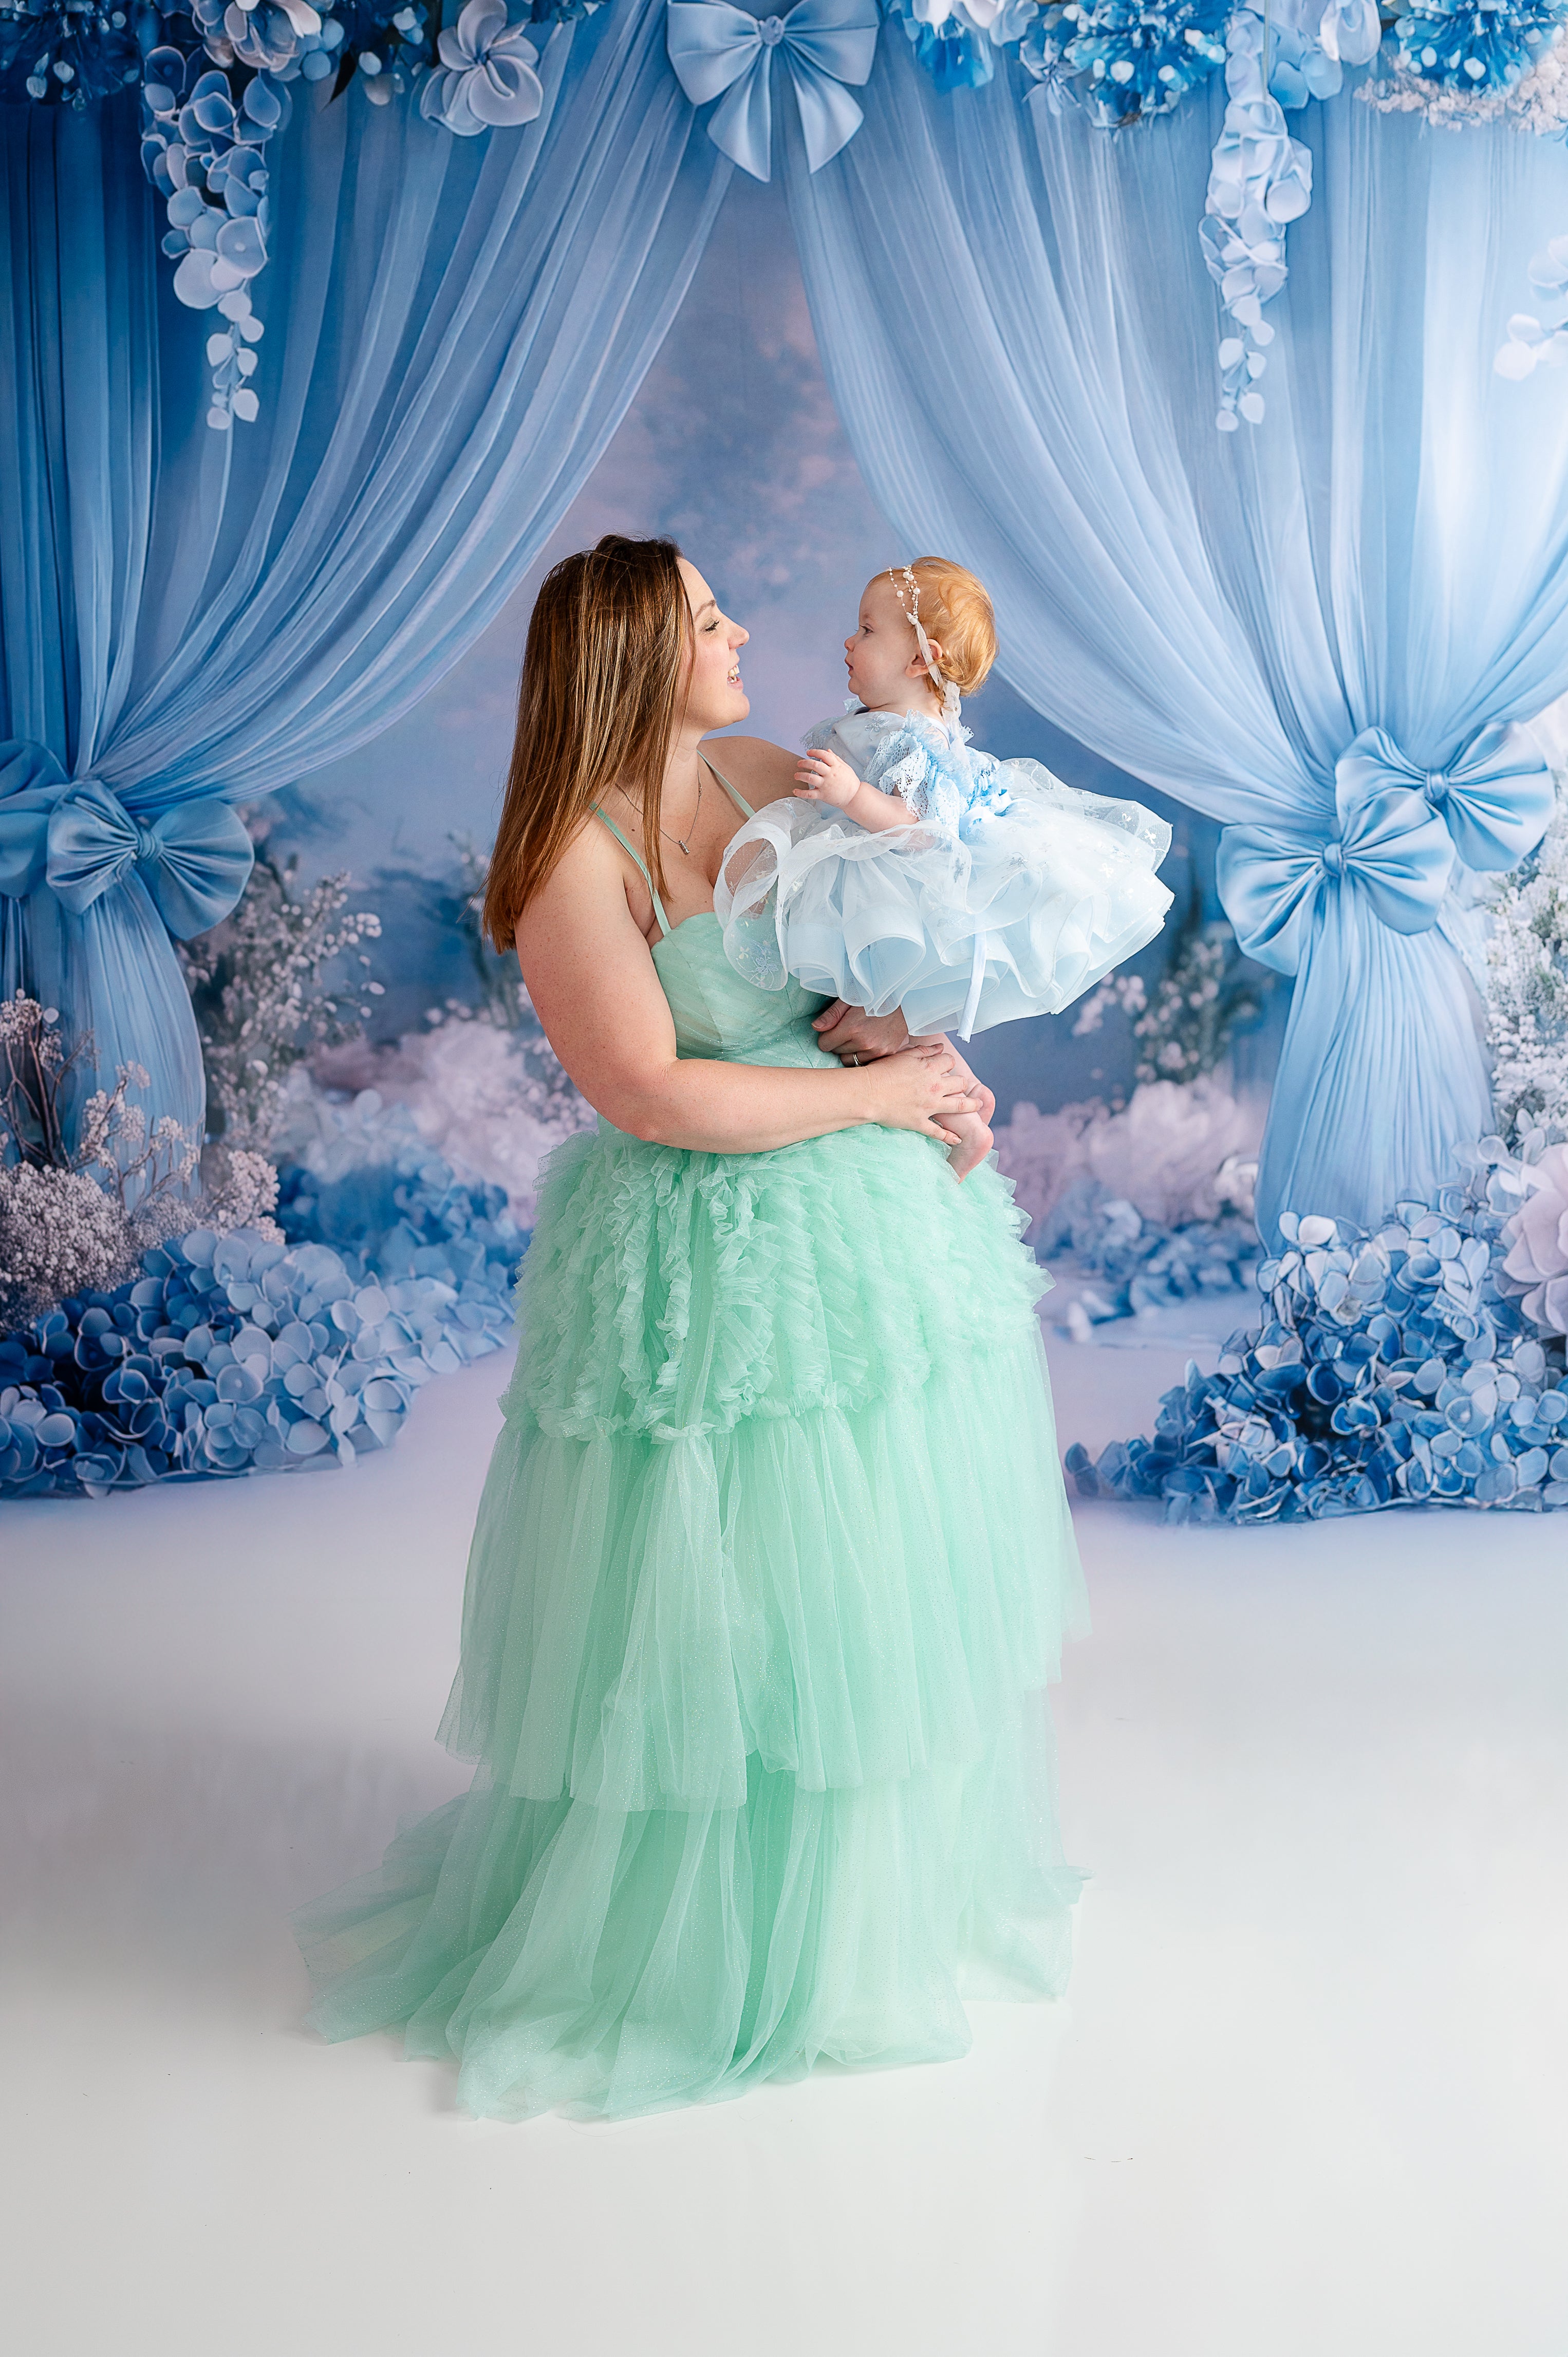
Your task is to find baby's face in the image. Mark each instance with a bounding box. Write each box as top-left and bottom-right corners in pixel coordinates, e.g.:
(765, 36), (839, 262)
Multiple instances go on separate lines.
(844, 577), (925, 712)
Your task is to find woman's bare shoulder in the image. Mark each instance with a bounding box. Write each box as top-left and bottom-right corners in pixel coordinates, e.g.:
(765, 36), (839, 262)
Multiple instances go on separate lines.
(702, 733), (797, 805)
(515, 808), (642, 950)
(530, 808), (622, 899)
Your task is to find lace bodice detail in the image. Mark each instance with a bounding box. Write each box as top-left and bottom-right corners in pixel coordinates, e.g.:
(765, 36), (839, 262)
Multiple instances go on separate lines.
(803, 707), (1014, 840)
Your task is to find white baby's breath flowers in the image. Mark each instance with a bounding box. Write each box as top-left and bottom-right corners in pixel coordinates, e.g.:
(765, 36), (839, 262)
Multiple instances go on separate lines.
(1072, 913), (1263, 1089)
(179, 834), (383, 1156)
(1361, 23), (1568, 132)
(0, 995), (283, 1328)
(1484, 785), (1568, 1147)
(0, 1162), (135, 1328)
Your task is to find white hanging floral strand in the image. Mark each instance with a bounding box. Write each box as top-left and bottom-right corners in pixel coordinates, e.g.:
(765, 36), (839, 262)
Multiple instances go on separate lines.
(1496, 234), (1568, 379)
(1199, 6), (1313, 431)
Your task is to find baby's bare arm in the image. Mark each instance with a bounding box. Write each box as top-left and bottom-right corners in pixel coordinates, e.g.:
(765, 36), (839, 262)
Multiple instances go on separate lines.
(793, 746), (914, 835)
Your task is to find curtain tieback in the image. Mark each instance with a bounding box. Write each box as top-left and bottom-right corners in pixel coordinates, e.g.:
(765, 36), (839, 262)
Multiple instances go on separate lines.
(1215, 719), (1554, 977)
(0, 740), (254, 941)
(666, 0), (879, 182)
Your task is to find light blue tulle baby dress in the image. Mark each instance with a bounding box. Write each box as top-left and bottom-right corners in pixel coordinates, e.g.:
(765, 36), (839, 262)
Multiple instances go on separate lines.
(715, 707), (1174, 1038)
(292, 763), (1087, 2125)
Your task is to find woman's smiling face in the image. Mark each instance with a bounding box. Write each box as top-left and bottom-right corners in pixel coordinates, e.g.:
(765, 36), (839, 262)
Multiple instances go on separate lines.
(679, 558), (750, 732)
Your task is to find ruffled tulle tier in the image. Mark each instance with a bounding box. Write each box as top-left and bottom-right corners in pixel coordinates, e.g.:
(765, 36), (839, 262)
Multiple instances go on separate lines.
(295, 1694), (1080, 2124)
(294, 1118), (1086, 2121)
(511, 1119), (1052, 1443)
(441, 1314), (1080, 1809)
(716, 759), (1173, 1038)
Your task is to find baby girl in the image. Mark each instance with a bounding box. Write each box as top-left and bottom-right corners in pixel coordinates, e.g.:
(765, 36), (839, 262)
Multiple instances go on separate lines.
(717, 557), (1174, 1180)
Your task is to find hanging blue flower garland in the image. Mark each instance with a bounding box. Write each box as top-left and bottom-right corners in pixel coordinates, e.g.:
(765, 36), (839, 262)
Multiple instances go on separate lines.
(0, 0), (599, 427)
(11, 0), (1568, 433)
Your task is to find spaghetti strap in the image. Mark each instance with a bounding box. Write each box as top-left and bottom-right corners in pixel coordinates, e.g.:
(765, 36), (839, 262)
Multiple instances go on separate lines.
(594, 806), (673, 940)
(702, 755), (754, 818)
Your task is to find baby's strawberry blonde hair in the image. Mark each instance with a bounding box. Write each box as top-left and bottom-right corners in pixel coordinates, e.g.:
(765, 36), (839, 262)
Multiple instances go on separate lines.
(888, 556), (998, 702)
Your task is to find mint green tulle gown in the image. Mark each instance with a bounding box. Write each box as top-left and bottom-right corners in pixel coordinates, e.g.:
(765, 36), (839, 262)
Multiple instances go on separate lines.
(293, 768), (1087, 2124)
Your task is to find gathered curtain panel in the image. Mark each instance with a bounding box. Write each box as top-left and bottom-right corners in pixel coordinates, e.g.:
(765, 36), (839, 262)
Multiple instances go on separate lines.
(0, 0), (730, 1154)
(785, 46), (1568, 1238)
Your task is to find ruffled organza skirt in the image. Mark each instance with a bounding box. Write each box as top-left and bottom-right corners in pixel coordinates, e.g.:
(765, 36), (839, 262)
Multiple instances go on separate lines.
(293, 1117), (1087, 2122)
(716, 760), (1173, 1037)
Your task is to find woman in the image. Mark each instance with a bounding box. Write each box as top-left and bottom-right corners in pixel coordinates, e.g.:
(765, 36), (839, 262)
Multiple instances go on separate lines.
(294, 536), (1087, 2123)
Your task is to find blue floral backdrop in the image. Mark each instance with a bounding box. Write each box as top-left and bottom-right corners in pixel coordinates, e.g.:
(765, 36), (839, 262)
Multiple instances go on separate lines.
(4, 0), (1567, 1508)
(269, 161), (1252, 1119)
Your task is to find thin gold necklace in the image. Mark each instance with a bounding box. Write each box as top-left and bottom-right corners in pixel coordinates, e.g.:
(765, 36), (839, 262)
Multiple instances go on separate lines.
(660, 761), (704, 858)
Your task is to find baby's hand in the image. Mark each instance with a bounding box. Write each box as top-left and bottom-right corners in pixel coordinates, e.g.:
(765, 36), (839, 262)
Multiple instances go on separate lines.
(794, 747), (861, 809)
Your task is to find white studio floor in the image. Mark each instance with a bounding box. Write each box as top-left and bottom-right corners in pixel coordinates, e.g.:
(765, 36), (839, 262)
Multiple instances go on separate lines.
(3, 1308), (1567, 2357)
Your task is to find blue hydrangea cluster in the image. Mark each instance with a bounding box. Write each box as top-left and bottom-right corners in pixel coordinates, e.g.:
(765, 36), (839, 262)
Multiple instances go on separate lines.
(1067, 1158), (1568, 1523)
(274, 1139), (526, 1300)
(1390, 0), (1568, 92)
(2, 0), (597, 109)
(881, 0), (996, 91)
(287, 0), (434, 92)
(1039, 1181), (1262, 1323)
(1021, 0), (1229, 127)
(0, 1155), (527, 1497)
(0, 0), (140, 102)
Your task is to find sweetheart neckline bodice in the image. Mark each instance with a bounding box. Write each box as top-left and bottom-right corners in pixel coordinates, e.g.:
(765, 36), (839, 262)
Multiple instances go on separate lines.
(647, 905), (833, 1068)
(650, 908), (721, 954)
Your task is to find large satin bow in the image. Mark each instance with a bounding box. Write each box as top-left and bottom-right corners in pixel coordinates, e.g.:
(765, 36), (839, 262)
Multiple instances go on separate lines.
(666, 0), (879, 181)
(0, 739), (254, 940)
(1216, 720), (1554, 976)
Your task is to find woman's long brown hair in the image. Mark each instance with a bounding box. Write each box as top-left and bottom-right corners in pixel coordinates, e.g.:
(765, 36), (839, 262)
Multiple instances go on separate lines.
(483, 535), (689, 950)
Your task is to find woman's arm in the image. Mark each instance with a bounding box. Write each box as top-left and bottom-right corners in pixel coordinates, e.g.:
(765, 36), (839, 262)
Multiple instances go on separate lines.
(811, 1002), (995, 1124)
(703, 738), (996, 1123)
(515, 822), (981, 1155)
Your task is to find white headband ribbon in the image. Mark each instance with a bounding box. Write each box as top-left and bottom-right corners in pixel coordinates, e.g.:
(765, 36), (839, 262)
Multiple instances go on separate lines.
(887, 563), (961, 725)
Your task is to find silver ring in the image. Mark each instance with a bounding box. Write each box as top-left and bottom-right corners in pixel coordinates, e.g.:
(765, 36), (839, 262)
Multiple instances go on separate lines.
(847, 1052), (860, 1066)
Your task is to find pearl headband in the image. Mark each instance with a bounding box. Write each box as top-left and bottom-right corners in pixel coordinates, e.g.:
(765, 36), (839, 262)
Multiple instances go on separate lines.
(887, 563), (962, 724)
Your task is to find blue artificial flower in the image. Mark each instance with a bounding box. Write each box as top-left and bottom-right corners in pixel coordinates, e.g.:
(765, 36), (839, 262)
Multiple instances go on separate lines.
(1066, 1148), (1568, 1523)
(1018, 0), (1229, 127)
(0, 1), (141, 107)
(882, 0), (996, 90)
(0, 1146), (528, 1496)
(1261, 14), (1346, 108)
(1039, 1178), (1262, 1322)
(1389, 0), (1568, 95)
(419, 0), (544, 132)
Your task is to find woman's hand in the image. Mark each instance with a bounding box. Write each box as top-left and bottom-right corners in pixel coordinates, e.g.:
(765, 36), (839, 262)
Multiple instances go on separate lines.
(860, 1043), (984, 1148)
(812, 1000), (909, 1062)
(914, 1032), (996, 1128)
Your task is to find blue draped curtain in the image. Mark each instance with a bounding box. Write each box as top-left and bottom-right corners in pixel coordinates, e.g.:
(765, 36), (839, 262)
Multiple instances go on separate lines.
(0, 0), (728, 1152)
(786, 48), (1568, 1238)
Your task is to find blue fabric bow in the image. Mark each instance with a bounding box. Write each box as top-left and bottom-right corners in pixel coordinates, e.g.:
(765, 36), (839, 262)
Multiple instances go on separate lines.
(666, 0), (879, 181)
(1216, 720), (1554, 976)
(0, 740), (254, 940)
